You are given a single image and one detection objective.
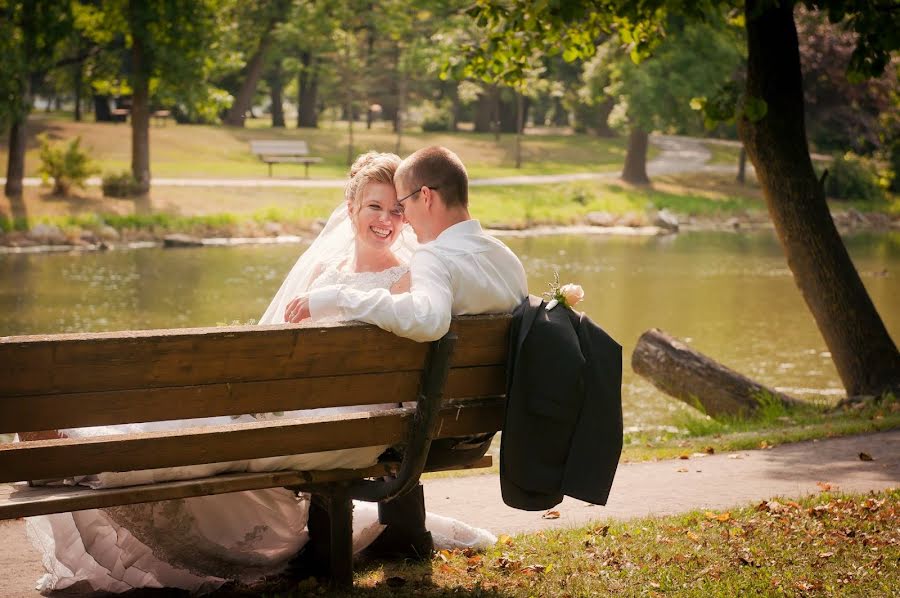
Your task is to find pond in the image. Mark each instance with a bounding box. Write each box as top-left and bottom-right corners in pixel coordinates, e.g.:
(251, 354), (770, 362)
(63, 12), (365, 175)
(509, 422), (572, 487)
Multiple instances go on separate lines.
(2, 231), (897, 432)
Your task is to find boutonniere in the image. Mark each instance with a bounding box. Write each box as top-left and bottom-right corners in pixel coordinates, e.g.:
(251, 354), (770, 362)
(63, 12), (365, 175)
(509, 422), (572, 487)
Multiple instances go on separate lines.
(543, 271), (585, 311)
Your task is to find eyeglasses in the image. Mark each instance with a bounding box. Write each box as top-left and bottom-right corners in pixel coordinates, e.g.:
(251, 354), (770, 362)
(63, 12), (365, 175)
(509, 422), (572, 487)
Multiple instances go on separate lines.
(397, 185), (439, 204)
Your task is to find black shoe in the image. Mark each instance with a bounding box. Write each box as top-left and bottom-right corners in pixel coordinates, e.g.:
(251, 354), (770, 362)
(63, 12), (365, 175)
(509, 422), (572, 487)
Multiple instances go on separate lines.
(283, 542), (327, 581)
(364, 526), (434, 561)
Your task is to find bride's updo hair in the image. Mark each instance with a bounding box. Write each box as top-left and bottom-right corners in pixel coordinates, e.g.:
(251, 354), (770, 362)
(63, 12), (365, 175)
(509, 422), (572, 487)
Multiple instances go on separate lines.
(344, 151), (401, 214)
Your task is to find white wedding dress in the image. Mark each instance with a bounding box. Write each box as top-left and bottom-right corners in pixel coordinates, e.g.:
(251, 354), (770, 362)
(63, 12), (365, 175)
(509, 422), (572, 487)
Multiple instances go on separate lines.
(26, 259), (495, 595)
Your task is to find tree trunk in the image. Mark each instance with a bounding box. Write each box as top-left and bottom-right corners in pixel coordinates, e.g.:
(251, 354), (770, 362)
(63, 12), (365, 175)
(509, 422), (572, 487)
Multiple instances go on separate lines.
(223, 24), (276, 127)
(93, 94), (112, 121)
(632, 329), (804, 418)
(267, 63), (285, 128)
(129, 1), (151, 195)
(514, 92), (524, 169)
(473, 88), (496, 133)
(594, 97), (616, 137)
(395, 75), (406, 155)
(736, 146), (747, 184)
(4, 115), (27, 199)
(621, 127), (650, 184)
(73, 62), (83, 122)
(739, 0), (899, 397)
(297, 52), (319, 128)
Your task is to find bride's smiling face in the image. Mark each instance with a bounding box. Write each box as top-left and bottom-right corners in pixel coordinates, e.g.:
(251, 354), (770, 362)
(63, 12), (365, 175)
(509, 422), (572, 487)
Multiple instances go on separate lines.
(350, 182), (404, 251)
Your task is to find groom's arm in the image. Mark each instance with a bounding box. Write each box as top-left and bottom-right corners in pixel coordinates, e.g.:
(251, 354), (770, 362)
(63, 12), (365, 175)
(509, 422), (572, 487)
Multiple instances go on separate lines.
(307, 250), (453, 342)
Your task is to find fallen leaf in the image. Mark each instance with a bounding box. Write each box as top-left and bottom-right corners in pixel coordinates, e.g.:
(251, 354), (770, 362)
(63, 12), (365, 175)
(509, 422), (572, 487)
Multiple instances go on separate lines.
(385, 576), (406, 588)
(818, 551), (834, 559)
(679, 454), (690, 460)
(497, 534), (514, 546)
(649, 581), (661, 588)
(759, 440), (772, 449)
(520, 564), (546, 575)
(437, 549), (452, 562)
(816, 482), (834, 492)
(676, 467), (689, 473)
(859, 452), (874, 461)
(467, 555), (483, 567)
(703, 446), (715, 454)
(686, 531), (701, 542)
(542, 510), (560, 519)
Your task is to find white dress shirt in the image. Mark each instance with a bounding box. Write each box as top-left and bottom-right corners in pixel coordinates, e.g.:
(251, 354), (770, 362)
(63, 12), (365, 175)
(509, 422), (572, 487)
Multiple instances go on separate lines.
(308, 219), (528, 342)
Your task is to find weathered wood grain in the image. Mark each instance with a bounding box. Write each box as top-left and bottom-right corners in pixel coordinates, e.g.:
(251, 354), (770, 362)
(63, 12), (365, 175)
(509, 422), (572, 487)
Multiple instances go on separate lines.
(0, 456), (492, 519)
(0, 399), (505, 483)
(1, 316), (510, 397)
(632, 328), (804, 418)
(0, 365), (506, 433)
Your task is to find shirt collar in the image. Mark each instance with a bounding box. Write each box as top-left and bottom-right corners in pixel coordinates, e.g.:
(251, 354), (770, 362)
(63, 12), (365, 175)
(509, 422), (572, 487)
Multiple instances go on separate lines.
(434, 219), (482, 243)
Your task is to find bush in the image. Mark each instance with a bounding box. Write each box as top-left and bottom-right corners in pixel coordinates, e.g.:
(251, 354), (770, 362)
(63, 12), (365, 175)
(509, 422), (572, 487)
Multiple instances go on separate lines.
(102, 171), (143, 198)
(419, 100), (454, 132)
(823, 152), (887, 202)
(37, 135), (99, 196)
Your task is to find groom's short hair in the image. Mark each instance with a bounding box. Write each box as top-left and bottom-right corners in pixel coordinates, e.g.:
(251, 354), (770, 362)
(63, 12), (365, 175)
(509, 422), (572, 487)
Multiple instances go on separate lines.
(398, 146), (468, 208)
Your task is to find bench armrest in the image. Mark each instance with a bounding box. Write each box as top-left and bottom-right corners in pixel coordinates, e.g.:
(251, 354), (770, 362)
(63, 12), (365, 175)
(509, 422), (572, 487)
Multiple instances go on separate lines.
(344, 332), (457, 503)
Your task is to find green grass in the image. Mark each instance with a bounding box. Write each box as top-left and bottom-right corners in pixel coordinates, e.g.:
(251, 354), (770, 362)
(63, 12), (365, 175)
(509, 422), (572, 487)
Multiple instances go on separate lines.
(0, 180), (772, 238)
(256, 488), (900, 597)
(701, 141), (743, 166)
(0, 113), (650, 180)
(621, 394), (900, 462)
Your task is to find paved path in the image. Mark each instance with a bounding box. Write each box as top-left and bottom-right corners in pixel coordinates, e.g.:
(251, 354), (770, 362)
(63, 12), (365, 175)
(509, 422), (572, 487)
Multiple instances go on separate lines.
(1, 431), (895, 596)
(1, 135), (747, 190)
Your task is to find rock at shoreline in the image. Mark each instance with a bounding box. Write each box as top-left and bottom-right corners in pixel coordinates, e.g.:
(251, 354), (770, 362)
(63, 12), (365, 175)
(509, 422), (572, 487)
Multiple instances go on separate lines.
(586, 211), (616, 227)
(653, 209), (680, 232)
(27, 224), (66, 244)
(163, 234), (204, 248)
(98, 225), (120, 241)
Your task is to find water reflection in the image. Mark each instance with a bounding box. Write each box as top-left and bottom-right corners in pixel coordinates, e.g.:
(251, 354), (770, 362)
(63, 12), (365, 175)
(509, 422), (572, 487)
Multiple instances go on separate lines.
(2, 231), (897, 429)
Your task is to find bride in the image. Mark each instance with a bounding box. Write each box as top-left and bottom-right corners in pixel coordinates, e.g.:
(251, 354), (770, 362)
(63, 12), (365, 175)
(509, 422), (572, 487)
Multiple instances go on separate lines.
(25, 151), (495, 595)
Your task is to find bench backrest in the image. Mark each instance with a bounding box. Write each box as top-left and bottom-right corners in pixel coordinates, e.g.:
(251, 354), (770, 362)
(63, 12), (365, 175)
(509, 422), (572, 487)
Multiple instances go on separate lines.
(0, 316), (510, 485)
(249, 140), (311, 156)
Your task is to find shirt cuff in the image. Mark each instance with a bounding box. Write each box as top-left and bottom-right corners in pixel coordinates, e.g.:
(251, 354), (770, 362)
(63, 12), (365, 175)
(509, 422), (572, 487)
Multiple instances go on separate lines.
(308, 286), (342, 321)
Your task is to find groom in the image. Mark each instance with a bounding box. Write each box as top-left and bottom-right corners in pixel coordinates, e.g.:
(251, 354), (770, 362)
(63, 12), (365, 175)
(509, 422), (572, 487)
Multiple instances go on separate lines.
(286, 145), (527, 557)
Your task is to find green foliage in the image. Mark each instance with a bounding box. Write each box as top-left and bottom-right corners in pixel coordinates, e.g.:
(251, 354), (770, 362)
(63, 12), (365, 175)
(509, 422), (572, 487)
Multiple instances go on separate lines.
(823, 153), (887, 202)
(101, 171), (143, 198)
(36, 135), (99, 196)
(419, 100), (454, 131)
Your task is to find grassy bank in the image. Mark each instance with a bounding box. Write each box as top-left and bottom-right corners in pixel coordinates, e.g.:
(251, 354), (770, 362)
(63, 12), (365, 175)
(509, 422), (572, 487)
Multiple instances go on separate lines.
(4, 170), (897, 243)
(0, 114), (653, 180)
(267, 488), (900, 597)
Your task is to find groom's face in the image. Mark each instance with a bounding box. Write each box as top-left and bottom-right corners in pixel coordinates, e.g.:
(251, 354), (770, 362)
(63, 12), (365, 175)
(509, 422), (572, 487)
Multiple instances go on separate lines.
(395, 178), (432, 242)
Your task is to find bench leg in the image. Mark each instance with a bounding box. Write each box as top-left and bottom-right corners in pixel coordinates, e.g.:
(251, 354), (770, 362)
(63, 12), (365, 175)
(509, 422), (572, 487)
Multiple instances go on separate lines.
(328, 492), (354, 588)
(268, 162), (273, 178)
(305, 162), (310, 178)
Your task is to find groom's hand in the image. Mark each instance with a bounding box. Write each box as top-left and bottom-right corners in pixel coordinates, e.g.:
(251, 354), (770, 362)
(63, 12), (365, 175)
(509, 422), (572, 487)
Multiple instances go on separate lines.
(284, 296), (311, 323)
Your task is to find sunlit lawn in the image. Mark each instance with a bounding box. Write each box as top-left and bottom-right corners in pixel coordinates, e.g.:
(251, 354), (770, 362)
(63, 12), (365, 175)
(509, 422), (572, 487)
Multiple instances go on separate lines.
(0, 113), (653, 180)
(253, 488), (900, 597)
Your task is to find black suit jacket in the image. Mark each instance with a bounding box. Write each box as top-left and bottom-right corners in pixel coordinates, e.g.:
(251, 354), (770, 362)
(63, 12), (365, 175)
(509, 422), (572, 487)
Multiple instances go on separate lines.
(500, 295), (623, 511)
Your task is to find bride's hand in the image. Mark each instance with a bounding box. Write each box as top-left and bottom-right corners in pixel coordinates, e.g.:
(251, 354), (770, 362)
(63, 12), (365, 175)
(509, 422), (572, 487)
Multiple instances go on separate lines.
(284, 296), (311, 323)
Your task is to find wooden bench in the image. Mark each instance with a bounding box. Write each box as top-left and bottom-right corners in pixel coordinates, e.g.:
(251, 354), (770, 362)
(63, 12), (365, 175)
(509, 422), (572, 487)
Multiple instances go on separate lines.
(0, 315), (510, 588)
(250, 140), (324, 178)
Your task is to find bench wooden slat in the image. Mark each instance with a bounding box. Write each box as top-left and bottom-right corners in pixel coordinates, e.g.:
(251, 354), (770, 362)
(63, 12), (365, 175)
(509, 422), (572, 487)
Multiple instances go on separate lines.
(0, 317), (511, 397)
(1, 364), (504, 434)
(0, 400), (505, 484)
(0, 457), (493, 520)
(250, 140), (311, 155)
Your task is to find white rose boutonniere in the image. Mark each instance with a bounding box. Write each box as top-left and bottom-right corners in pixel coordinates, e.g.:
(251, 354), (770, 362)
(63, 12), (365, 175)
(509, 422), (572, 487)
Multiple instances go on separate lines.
(543, 271), (585, 311)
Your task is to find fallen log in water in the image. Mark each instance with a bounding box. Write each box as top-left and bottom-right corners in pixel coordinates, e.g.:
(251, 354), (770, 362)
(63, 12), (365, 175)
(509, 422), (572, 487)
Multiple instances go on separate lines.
(631, 328), (804, 418)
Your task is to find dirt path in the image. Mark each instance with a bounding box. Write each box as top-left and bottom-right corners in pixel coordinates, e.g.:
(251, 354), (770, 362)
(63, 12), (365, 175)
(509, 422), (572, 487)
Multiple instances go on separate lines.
(1, 431), (896, 597)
